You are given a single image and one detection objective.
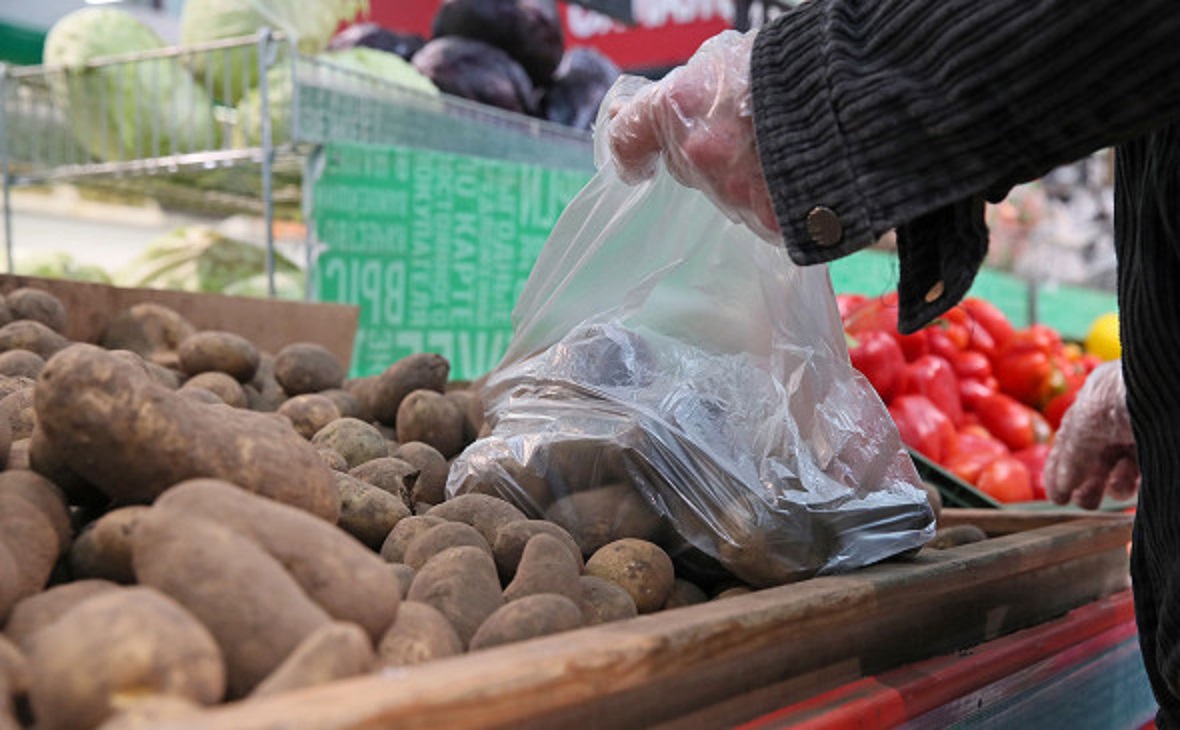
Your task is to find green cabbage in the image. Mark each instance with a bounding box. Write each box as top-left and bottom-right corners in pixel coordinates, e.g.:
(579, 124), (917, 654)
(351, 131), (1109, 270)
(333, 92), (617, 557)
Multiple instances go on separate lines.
(44, 8), (220, 162)
(233, 47), (439, 148)
(180, 0), (368, 104)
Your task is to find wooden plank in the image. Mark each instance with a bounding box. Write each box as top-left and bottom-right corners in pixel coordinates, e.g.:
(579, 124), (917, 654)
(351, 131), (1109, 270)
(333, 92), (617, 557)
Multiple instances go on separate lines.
(168, 515), (1131, 730)
(938, 507), (1131, 535)
(0, 275), (360, 369)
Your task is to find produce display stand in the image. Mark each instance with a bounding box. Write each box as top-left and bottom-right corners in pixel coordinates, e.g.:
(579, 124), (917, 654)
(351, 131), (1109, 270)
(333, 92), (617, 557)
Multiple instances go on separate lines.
(156, 509), (1129, 729)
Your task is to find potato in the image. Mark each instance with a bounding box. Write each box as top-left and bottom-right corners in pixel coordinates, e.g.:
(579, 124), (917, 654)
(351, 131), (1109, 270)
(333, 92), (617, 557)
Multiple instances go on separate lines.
(131, 508), (332, 698)
(576, 575), (638, 626)
(492, 519), (583, 582)
(274, 343), (345, 395)
(178, 331), (260, 382)
(504, 533), (582, 603)
(35, 345), (339, 521)
(180, 371), (248, 408)
(926, 524), (988, 550)
(0, 377), (31, 402)
(0, 350), (43, 379)
(277, 394), (341, 440)
(585, 539), (674, 614)
(318, 388), (363, 420)
(663, 579), (709, 610)
(5, 439), (28, 471)
(544, 482), (663, 557)
(6, 288), (66, 334)
(335, 473), (411, 550)
(380, 515), (446, 564)
(714, 586), (752, 601)
(311, 417), (388, 469)
(390, 563), (416, 599)
(377, 601), (463, 668)
(68, 506), (149, 584)
(407, 546), (503, 648)
(396, 390), (467, 458)
(245, 353), (285, 412)
(923, 483), (944, 523)
(442, 389), (484, 444)
(0, 543), (19, 624)
(27, 587), (225, 730)
(0, 470), (71, 552)
(392, 442), (449, 507)
(343, 376), (379, 423)
(0, 388), (33, 440)
(177, 387), (224, 406)
(92, 696), (202, 730)
(404, 522), (490, 571)
(0, 407), (11, 472)
(469, 594), (583, 652)
(317, 447), (349, 472)
(0, 491), (60, 600)
(425, 493), (527, 546)
(155, 480), (400, 642)
(249, 622), (374, 699)
(349, 457), (417, 509)
(0, 634), (28, 699)
(372, 353), (449, 426)
(3, 580), (120, 651)
(29, 426), (106, 508)
(0, 320), (67, 363)
(450, 441), (558, 516)
(99, 303), (195, 366)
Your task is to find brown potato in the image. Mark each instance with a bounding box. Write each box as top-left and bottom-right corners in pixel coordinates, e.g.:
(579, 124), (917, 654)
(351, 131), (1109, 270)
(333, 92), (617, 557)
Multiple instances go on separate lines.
(543, 482), (663, 558)
(29, 426), (106, 508)
(0, 406), (11, 472)
(389, 563), (415, 599)
(317, 388), (362, 420)
(90, 695), (202, 729)
(392, 442), (449, 507)
(926, 524), (988, 550)
(180, 371), (248, 408)
(249, 622), (374, 699)
(35, 345), (339, 521)
(178, 331), (260, 382)
(177, 387), (225, 406)
(576, 575), (638, 626)
(372, 353), (449, 426)
(504, 533), (582, 603)
(6, 288), (66, 334)
(342, 376), (379, 423)
(311, 417), (389, 469)
(406, 546), (503, 648)
(349, 457), (418, 509)
(377, 601), (463, 668)
(379, 515), (446, 564)
(0, 388), (34, 441)
(335, 472), (411, 551)
(468, 594), (583, 652)
(0, 491), (60, 601)
(245, 353), (285, 412)
(68, 506), (149, 584)
(317, 447), (349, 472)
(585, 539), (675, 615)
(492, 519), (583, 583)
(403, 522), (490, 571)
(131, 508), (332, 698)
(156, 480), (400, 642)
(923, 483), (944, 523)
(273, 343), (345, 395)
(425, 493), (527, 546)
(278, 394), (341, 440)
(0, 377), (32, 402)
(5, 439), (28, 471)
(0, 633), (28, 699)
(442, 389), (484, 444)
(99, 303), (196, 365)
(713, 586), (752, 601)
(0, 542), (19, 624)
(0, 320), (69, 360)
(0, 350), (43, 379)
(0, 470), (70, 552)
(27, 587), (225, 730)
(663, 579), (709, 610)
(3, 579), (120, 651)
(396, 389), (466, 459)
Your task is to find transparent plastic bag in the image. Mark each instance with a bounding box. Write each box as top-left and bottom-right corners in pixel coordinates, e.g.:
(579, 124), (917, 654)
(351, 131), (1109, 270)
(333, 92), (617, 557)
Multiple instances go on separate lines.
(447, 79), (935, 588)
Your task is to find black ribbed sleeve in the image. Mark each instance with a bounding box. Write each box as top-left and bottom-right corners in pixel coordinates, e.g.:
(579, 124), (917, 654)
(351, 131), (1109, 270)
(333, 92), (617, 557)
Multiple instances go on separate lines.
(750, 0), (1180, 331)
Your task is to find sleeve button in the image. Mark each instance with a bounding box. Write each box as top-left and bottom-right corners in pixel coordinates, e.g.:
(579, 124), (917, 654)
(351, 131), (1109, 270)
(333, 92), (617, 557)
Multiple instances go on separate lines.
(924, 281), (945, 303)
(806, 206), (843, 247)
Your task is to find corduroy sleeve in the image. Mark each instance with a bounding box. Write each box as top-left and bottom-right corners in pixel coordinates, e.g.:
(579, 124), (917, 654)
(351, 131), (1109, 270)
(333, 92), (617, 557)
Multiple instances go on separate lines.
(750, 0), (1180, 331)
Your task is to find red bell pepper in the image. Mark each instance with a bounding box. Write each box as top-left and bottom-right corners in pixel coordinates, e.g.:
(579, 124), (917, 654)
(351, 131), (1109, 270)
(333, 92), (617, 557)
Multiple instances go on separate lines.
(837, 293), (868, 320)
(889, 395), (957, 464)
(960, 297), (1016, 348)
(976, 456), (1035, 503)
(898, 355), (964, 426)
(944, 430), (1009, 486)
(949, 350), (992, 381)
(844, 293), (929, 362)
(974, 392), (1052, 452)
(958, 376), (999, 411)
(1012, 444), (1051, 500)
(1041, 389), (1078, 431)
(848, 330), (907, 403)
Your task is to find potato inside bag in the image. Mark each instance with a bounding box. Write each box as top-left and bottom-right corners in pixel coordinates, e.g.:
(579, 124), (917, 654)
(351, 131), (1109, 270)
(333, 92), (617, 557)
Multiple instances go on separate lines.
(447, 79), (935, 588)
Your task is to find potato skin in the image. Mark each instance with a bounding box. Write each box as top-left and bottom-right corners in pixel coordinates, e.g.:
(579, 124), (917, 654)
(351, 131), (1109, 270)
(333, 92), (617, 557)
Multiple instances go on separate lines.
(29, 426), (106, 508)
(6, 288), (67, 334)
(3, 580), (120, 651)
(392, 442), (449, 507)
(372, 353), (450, 426)
(311, 418), (389, 469)
(492, 519), (583, 583)
(425, 493), (527, 546)
(274, 343), (345, 395)
(395, 390), (466, 459)
(68, 506), (150, 584)
(27, 587), (225, 730)
(35, 345), (339, 521)
(544, 483), (663, 558)
(403, 522), (491, 571)
(0, 388), (34, 440)
(576, 575), (638, 626)
(249, 622), (374, 699)
(98, 303), (196, 365)
(0, 470), (71, 553)
(180, 371), (248, 408)
(380, 515), (446, 564)
(504, 533), (582, 604)
(278, 394), (341, 440)
(178, 331), (260, 382)
(377, 601), (463, 668)
(0, 351), (44, 379)
(468, 594), (584, 652)
(155, 480), (400, 642)
(406, 546), (504, 648)
(0, 491), (60, 602)
(131, 508), (333, 698)
(334, 472), (411, 551)
(585, 539), (675, 615)
(348, 457), (417, 509)
(0, 320), (69, 360)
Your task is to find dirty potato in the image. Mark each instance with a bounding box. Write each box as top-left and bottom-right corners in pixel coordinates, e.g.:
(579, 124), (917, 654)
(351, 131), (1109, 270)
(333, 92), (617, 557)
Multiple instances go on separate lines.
(178, 331), (260, 383)
(273, 343), (345, 395)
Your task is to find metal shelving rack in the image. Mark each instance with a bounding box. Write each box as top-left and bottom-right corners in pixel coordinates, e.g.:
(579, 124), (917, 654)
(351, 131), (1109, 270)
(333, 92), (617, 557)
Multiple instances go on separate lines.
(0, 29), (594, 297)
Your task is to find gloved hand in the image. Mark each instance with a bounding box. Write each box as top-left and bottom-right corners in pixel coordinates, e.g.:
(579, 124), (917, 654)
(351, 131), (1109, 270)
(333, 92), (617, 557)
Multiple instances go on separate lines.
(606, 30), (779, 242)
(1045, 361), (1140, 509)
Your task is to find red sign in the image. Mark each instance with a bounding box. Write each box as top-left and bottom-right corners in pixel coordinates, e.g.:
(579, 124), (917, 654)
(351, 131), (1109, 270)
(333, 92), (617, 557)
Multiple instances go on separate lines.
(363, 1), (734, 71)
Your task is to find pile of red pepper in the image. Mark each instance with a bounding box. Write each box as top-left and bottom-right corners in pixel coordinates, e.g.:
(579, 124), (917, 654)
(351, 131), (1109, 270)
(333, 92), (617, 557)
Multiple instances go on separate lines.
(840, 293), (1103, 503)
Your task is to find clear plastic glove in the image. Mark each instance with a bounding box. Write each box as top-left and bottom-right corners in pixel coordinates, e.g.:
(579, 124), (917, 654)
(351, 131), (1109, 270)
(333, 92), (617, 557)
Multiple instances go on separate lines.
(606, 30), (780, 242)
(1045, 361), (1140, 509)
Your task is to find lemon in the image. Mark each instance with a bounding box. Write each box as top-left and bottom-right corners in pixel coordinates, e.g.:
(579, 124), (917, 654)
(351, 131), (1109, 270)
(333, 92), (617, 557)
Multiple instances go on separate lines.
(1085, 312), (1121, 361)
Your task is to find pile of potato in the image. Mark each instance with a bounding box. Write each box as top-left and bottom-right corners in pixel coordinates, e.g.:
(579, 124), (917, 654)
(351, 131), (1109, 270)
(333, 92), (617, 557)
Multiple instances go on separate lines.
(0, 288), (776, 730)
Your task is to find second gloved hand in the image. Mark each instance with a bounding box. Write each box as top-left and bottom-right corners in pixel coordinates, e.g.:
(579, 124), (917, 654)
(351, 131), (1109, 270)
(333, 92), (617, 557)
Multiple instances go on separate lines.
(607, 30), (779, 242)
(1044, 361), (1140, 509)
